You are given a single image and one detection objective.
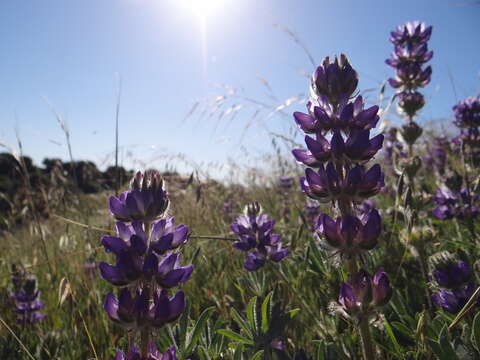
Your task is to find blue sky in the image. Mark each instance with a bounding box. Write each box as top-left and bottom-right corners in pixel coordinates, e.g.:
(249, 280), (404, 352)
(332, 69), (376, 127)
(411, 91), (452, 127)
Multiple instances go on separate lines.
(0, 0), (479, 177)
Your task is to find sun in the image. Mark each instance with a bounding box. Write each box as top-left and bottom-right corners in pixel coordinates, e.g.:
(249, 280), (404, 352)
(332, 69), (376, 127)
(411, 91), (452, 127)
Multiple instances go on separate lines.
(183, 0), (225, 18)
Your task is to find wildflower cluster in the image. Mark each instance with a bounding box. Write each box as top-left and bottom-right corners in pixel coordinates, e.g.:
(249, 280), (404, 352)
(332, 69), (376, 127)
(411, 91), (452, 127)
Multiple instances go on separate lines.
(430, 252), (477, 314)
(10, 264), (46, 325)
(387, 21), (433, 120)
(101, 170), (192, 358)
(230, 200), (289, 271)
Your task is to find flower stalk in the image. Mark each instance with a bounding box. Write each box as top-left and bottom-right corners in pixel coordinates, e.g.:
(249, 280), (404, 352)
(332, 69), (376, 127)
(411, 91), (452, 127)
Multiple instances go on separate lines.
(292, 55), (391, 359)
(100, 170), (192, 358)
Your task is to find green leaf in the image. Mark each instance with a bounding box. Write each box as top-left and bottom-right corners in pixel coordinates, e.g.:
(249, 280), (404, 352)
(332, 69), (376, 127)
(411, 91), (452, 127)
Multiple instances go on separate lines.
(185, 306), (215, 355)
(384, 319), (402, 356)
(246, 296), (258, 335)
(178, 304), (190, 351)
(230, 307), (253, 339)
(391, 321), (414, 340)
(251, 350), (264, 360)
(471, 312), (480, 352)
(217, 330), (254, 345)
(233, 343), (244, 360)
(288, 308), (300, 319)
(261, 292), (273, 333)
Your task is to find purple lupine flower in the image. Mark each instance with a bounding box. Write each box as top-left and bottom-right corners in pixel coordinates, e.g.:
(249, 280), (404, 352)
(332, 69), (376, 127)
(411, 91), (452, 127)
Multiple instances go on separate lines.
(432, 285), (476, 314)
(432, 187), (479, 221)
(12, 275), (46, 324)
(337, 268), (391, 316)
(390, 21), (432, 47)
(114, 343), (177, 360)
(432, 261), (472, 288)
(293, 55), (389, 350)
(451, 96), (480, 167)
(315, 209), (382, 259)
(311, 54), (358, 105)
(150, 217), (189, 254)
(154, 253), (193, 288)
(454, 127), (480, 148)
(300, 163), (384, 203)
(109, 170), (170, 223)
(104, 288), (185, 329)
(386, 21), (433, 121)
(100, 170), (193, 355)
(453, 97), (480, 128)
(231, 201), (289, 271)
(270, 339), (285, 351)
(99, 219), (191, 287)
(358, 200), (376, 215)
(430, 254), (478, 314)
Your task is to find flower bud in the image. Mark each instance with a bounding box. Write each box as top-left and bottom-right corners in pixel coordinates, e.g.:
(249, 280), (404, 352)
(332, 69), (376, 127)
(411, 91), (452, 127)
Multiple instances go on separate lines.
(372, 268), (392, 306)
(244, 200), (262, 217)
(311, 55), (358, 105)
(400, 121), (423, 145)
(109, 170), (169, 223)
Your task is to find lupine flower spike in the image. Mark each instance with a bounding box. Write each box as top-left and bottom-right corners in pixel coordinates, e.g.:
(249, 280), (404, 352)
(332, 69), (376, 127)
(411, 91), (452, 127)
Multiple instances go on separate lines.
(292, 54), (390, 358)
(10, 265), (46, 325)
(231, 200), (289, 271)
(386, 21), (433, 173)
(100, 170), (191, 358)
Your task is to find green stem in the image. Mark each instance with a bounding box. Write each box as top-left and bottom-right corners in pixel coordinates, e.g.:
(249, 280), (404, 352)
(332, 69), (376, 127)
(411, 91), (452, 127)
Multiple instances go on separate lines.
(359, 317), (375, 360)
(348, 258), (375, 359)
(348, 258), (358, 279)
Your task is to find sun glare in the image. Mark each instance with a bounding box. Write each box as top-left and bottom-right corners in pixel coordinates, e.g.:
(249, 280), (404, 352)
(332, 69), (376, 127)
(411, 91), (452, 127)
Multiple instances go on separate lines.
(183, 0), (225, 18)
